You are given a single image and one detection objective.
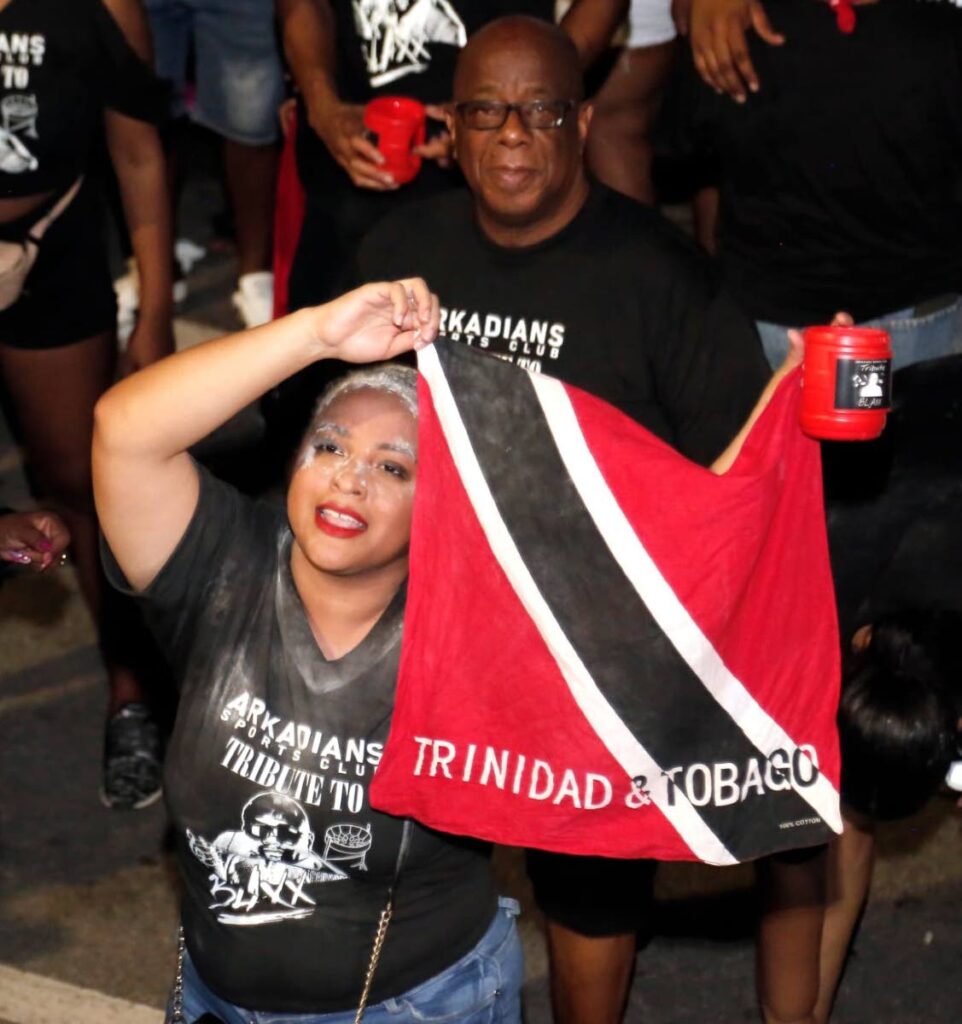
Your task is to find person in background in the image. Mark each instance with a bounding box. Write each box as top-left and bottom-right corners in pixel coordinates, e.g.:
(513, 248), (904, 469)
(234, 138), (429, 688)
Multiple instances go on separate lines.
(757, 354), (962, 1024)
(142, 0), (283, 327)
(562, 0), (677, 205)
(678, 0), (962, 370)
(358, 17), (773, 1024)
(0, 0), (173, 810)
(267, 0), (614, 464)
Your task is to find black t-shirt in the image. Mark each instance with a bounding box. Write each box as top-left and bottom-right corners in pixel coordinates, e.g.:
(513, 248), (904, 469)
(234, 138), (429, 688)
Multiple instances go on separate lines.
(104, 467), (494, 1013)
(359, 183), (770, 465)
(297, 1), (553, 197)
(331, 0), (553, 103)
(685, 0), (962, 324)
(0, 0), (164, 196)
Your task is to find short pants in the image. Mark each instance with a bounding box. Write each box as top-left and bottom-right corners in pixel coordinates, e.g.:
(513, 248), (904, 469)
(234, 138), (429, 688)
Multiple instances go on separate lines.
(0, 178), (116, 350)
(144, 0), (284, 145)
(171, 898), (523, 1024)
(627, 0), (677, 48)
(526, 850), (656, 937)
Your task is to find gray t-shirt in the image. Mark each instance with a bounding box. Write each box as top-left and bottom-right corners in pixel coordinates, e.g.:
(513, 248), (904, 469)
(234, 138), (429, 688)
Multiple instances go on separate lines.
(105, 465), (494, 1012)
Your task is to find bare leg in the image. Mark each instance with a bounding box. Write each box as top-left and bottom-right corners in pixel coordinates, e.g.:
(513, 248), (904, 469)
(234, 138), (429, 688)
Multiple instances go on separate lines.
(692, 186), (720, 255)
(813, 811), (876, 1023)
(223, 139), (277, 276)
(586, 42), (676, 205)
(0, 332), (144, 712)
(546, 922), (635, 1024)
(756, 848), (828, 1024)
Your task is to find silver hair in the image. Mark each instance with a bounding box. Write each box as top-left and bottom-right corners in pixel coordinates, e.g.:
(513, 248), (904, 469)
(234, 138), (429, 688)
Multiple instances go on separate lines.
(307, 363), (419, 434)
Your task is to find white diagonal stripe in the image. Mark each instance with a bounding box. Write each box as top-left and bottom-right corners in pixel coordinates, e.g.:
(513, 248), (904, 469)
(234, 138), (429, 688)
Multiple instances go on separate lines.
(418, 345), (737, 865)
(529, 371), (842, 834)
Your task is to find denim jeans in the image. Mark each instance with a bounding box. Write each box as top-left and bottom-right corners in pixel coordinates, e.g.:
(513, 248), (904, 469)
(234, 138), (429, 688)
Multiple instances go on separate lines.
(756, 296), (962, 372)
(171, 898), (523, 1024)
(144, 0), (284, 145)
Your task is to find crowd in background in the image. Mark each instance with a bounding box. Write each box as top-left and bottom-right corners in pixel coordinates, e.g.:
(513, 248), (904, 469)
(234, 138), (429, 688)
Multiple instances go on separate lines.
(1, 2), (961, 1023)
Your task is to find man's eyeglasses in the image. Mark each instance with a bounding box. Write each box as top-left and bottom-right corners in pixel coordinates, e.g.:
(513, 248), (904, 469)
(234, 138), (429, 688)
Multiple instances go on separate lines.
(454, 100), (575, 131)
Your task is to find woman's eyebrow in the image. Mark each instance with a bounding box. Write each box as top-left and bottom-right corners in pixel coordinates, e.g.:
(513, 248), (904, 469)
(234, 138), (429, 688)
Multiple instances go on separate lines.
(313, 421), (348, 436)
(379, 440), (417, 460)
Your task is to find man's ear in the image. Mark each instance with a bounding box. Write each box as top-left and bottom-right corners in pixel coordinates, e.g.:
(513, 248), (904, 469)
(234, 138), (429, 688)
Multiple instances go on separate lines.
(444, 104), (457, 150)
(577, 101), (593, 147)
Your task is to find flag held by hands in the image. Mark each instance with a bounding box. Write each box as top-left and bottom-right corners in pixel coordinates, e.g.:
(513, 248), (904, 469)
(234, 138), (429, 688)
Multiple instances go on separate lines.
(371, 342), (842, 864)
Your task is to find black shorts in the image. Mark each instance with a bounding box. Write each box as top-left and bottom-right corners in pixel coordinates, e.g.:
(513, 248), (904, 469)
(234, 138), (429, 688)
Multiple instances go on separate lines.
(0, 178), (116, 350)
(526, 850), (657, 937)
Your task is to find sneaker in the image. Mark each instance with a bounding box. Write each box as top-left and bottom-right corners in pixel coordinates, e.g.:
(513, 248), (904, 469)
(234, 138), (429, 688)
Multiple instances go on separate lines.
(113, 238), (206, 341)
(100, 702), (163, 810)
(232, 270), (275, 328)
(174, 238), (206, 277)
(113, 259), (139, 345)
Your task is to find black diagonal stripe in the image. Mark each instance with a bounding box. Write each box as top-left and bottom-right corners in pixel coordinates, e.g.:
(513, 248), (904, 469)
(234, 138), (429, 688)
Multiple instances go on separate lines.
(436, 341), (834, 860)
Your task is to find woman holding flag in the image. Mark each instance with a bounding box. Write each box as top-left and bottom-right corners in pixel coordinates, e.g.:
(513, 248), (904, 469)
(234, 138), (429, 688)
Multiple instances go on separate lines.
(92, 278), (804, 1023)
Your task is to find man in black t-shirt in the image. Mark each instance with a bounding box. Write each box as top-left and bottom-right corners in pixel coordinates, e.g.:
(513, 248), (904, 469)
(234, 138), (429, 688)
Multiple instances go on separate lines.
(267, 0), (618, 464)
(276, 0), (557, 313)
(359, 16), (770, 1024)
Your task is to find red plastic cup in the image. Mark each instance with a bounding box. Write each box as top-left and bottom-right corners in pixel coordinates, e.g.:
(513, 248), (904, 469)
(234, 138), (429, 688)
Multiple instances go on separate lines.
(363, 96), (426, 185)
(799, 326), (893, 441)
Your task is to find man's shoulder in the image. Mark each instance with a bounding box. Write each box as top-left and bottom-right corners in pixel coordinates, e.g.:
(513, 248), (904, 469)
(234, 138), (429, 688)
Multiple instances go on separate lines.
(578, 185), (718, 290)
(359, 189), (476, 274)
(588, 186), (706, 256)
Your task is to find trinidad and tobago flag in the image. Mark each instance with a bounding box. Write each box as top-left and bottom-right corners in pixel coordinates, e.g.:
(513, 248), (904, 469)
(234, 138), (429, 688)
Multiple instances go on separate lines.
(370, 341), (842, 864)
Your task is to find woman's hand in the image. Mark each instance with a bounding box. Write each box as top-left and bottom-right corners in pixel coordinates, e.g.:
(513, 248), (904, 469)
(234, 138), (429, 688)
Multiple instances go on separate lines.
(779, 310), (854, 379)
(310, 279), (440, 363)
(0, 510), (70, 571)
(711, 310), (854, 473)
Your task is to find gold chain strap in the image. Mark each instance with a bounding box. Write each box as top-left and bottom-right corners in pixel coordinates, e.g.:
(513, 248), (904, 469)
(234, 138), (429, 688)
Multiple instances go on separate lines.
(353, 892), (395, 1024)
(170, 927), (186, 1024)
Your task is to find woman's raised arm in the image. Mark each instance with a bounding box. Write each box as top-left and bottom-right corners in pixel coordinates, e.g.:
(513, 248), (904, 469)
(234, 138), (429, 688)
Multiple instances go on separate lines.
(710, 313), (853, 475)
(93, 280), (438, 591)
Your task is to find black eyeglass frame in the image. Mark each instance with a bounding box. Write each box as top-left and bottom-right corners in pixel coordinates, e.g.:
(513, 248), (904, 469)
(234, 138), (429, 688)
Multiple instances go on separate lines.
(453, 100), (577, 131)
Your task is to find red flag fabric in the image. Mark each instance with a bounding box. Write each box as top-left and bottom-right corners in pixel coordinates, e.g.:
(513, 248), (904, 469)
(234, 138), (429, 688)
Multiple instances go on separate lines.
(370, 342), (842, 864)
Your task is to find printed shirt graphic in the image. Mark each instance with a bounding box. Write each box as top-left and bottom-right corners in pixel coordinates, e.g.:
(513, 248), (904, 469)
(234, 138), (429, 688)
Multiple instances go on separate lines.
(180, 668), (392, 931)
(370, 342), (843, 864)
(0, 33), (42, 174)
(353, 0), (467, 87)
(0, 1), (166, 196)
(186, 785), (369, 926)
(439, 305), (565, 374)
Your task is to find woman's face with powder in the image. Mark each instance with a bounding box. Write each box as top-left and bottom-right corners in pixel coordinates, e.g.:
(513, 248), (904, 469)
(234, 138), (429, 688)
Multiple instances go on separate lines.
(286, 387), (417, 579)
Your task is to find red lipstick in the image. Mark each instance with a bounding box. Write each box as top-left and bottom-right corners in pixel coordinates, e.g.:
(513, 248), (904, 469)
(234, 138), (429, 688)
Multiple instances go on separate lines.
(315, 503), (368, 538)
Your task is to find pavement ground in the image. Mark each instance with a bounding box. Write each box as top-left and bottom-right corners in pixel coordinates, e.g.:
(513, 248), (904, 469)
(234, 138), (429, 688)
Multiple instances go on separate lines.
(1, 139), (960, 1024)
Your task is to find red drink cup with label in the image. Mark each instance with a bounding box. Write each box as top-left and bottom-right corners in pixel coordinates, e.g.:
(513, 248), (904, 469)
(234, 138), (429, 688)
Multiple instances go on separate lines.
(363, 96), (426, 185)
(799, 326), (893, 441)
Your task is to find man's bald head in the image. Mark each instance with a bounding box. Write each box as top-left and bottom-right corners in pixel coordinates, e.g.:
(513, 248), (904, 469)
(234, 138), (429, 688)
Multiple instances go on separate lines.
(445, 15), (592, 248)
(453, 16), (584, 103)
